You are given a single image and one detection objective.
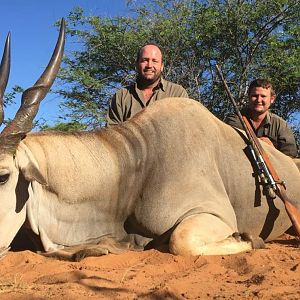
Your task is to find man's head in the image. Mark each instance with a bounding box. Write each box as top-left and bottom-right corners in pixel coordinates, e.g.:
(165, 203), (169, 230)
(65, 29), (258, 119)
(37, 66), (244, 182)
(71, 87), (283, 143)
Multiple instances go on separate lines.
(248, 79), (276, 116)
(136, 43), (164, 86)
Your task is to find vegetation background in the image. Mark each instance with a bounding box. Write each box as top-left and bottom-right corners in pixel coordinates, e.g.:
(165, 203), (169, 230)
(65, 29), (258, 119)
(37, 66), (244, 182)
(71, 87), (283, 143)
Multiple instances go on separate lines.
(5, 0), (300, 142)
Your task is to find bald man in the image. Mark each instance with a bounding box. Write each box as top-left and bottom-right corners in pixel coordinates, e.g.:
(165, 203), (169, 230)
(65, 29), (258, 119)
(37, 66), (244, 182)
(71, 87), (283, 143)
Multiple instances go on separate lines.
(107, 43), (188, 126)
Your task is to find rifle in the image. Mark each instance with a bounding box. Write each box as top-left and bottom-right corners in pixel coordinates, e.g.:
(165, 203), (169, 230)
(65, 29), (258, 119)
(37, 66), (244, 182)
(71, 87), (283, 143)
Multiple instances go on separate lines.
(215, 64), (300, 238)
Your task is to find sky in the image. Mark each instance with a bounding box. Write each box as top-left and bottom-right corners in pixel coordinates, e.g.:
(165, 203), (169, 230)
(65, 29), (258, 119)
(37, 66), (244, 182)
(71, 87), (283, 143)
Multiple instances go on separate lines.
(0, 0), (132, 126)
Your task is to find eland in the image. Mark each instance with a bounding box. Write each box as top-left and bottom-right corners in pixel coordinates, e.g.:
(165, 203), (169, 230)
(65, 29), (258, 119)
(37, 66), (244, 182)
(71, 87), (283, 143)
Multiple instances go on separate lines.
(0, 19), (300, 261)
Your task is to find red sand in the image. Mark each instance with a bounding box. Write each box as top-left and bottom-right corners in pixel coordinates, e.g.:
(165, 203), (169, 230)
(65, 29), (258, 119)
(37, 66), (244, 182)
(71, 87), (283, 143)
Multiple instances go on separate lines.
(0, 233), (299, 299)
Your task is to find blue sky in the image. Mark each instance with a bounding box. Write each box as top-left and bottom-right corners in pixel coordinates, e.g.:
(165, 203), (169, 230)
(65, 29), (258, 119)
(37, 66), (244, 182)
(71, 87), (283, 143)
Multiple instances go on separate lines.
(0, 0), (131, 126)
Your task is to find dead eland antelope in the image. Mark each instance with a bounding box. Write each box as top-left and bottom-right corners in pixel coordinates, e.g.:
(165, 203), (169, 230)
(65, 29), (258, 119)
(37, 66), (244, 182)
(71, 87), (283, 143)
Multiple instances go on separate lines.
(0, 19), (300, 261)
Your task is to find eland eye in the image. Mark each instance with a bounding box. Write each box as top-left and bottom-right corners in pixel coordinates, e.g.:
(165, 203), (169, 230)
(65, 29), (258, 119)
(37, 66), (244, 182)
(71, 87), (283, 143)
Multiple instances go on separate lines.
(0, 174), (9, 185)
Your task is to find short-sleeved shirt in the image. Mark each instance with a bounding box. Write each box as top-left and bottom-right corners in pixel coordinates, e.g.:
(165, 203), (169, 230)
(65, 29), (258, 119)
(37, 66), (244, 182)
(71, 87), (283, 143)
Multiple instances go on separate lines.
(106, 78), (188, 126)
(225, 108), (298, 157)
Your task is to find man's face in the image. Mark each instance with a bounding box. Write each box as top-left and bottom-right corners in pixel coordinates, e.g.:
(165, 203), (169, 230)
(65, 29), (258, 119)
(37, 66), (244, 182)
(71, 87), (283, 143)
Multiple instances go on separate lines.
(136, 45), (164, 85)
(248, 86), (275, 115)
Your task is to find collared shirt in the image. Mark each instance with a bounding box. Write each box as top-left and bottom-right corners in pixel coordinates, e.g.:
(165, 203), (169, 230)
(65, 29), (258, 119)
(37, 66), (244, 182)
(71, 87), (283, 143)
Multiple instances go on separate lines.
(225, 108), (298, 157)
(106, 78), (188, 126)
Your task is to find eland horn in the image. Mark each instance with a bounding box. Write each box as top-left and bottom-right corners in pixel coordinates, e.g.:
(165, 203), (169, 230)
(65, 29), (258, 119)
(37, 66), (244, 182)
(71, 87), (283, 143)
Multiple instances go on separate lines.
(0, 18), (65, 154)
(0, 33), (11, 126)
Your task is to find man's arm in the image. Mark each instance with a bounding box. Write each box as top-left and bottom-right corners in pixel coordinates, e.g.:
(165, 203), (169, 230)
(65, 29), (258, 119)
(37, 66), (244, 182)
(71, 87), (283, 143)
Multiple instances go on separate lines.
(179, 86), (189, 98)
(168, 81), (189, 98)
(224, 113), (244, 130)
(106, 94), (123, 126)
(277, 122), (298, 157)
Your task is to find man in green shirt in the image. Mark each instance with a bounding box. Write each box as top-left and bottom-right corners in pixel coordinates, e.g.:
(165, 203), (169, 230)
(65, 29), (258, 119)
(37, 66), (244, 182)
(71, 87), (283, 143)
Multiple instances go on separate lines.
(106, 43), (188, 126)
(225, 79), (298, 157)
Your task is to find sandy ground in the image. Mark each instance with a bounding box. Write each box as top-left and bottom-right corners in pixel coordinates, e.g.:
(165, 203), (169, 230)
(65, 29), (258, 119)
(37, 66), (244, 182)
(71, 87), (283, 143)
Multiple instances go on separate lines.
(0, 234), (299, 299)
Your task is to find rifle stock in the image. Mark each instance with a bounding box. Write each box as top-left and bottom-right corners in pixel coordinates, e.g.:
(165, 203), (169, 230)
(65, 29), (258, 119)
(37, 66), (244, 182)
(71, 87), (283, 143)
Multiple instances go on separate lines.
(280, 188), (300, 235)
(216, 64), (300, 239)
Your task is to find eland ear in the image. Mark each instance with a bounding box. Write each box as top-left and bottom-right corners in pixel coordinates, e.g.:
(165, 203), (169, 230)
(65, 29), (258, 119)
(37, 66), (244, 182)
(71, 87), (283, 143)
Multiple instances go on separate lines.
(20, 163), (47, 186)
(15, 143), (47, 186)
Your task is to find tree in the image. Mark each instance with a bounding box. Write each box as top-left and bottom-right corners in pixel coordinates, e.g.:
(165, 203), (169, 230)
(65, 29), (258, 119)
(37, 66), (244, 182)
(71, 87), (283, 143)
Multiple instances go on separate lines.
(39, 120), (87, 132)
(52, 0), (299, 138)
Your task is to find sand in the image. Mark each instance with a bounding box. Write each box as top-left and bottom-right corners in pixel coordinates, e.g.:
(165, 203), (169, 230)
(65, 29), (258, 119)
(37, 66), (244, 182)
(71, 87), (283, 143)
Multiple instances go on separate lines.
(0, 233), (299, 299)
